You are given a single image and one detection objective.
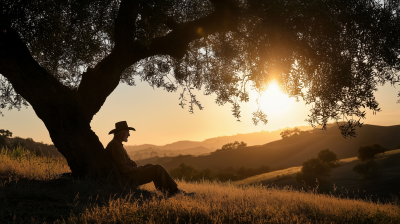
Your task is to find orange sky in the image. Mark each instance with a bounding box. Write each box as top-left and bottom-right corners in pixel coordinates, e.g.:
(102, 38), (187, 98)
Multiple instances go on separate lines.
(1, 81), (399, 147)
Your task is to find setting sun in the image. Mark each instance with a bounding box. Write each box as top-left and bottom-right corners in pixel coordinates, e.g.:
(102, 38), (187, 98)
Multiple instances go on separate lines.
(258, 82), (295, 114)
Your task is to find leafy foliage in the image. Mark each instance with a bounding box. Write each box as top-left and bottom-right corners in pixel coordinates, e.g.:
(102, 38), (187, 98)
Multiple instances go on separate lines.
(280, 127), (301, 139)
(317, 149), (340, 168)
(357, 144), (387, 161)
(1, 0), (399, 136)
(0, 135), (8, 149)
(0, 129), (12, 137)
(0, 129), (12, 149)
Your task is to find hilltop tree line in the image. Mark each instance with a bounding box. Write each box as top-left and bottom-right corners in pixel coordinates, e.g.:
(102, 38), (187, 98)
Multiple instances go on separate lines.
(0, 129), (46, 156)
(280, 127), (311, 139)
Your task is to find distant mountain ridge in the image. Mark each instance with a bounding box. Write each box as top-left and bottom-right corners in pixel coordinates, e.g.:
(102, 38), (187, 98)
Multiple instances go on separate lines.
(125, 125), (312, 154)
(149, 124), (400, 171)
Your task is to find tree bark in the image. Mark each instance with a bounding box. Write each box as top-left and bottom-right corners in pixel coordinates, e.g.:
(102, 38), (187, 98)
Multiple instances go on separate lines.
(0, 26), (117, 178)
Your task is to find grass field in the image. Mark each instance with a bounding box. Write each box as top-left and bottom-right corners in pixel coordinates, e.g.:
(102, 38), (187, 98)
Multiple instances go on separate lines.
(1, 147), (400, 223)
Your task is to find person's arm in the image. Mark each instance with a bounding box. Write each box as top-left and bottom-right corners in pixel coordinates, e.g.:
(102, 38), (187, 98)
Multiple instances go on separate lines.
(128, 159), (138, 167)
(107, 142), (138, 174)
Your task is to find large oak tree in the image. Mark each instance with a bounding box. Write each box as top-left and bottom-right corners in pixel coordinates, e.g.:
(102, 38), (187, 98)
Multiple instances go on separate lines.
(1, 0), (399, 177)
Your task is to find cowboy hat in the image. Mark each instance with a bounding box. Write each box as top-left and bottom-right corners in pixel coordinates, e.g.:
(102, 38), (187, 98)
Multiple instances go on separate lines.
(108, 121), (136, 134)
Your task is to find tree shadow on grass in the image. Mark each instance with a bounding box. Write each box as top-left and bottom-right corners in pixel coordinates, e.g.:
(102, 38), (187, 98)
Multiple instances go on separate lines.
(0, 173), (156, 223)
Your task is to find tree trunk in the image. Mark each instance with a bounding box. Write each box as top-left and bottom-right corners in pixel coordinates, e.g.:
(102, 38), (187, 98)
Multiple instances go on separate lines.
(34, 95), (114, 178)
(0, 26), (118, 179)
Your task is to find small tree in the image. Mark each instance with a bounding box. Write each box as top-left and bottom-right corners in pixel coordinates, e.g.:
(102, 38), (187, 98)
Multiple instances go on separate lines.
(295, 158), (331, 187)
(0, 129), (12, 138)
(221, 141), (247, 151)
(317, 149), (340, 168)
(0, 136), (9, 149)
(280, 127), (302, 139)
(353, 144), (385, 179)
(357, 144), (387, 161)
(213, 141), (247, 153)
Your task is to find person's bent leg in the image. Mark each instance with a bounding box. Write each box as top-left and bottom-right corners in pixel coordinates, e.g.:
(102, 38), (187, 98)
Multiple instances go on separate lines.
(132, 164), (177, 193)
(152, 164), (178, 193)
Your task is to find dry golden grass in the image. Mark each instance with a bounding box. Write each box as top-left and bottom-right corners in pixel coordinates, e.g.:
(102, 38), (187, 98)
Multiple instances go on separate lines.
(1, 147), (399, 223)
(235, 166), (302, 186)
(60, 180), (400, 223)
(0, 147), (70, 180)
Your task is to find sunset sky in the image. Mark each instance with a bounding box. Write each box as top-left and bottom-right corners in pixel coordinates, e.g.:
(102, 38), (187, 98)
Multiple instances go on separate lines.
(1, 80), (399, 147)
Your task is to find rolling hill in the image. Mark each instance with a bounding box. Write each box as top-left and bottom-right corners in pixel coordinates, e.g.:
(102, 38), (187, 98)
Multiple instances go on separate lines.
(236, 149), (400, 200)
(149, 124), (400, 171)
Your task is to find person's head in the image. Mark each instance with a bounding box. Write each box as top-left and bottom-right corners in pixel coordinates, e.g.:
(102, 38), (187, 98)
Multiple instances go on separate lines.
(108, 121), (135, 142)
(114, 130), (130, 142)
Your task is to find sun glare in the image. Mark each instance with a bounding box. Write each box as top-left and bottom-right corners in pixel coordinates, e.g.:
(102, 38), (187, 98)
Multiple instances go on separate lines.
(258, 82), (294, 114)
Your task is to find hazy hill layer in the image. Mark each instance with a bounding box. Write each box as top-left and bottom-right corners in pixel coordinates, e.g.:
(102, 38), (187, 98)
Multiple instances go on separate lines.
(124, 127), (306, 153)
(155, 124), (400, 171)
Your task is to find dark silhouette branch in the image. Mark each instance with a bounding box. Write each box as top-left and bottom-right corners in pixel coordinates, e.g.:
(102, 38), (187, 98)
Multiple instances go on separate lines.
(78, 0), (139, 121)
(137, 0), (239, 59)
(0, 26), (74, 118)
(78, 0), (239, 121)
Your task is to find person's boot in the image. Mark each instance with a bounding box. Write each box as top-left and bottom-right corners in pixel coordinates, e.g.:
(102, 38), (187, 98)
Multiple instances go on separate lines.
(168, 188), (195, 197)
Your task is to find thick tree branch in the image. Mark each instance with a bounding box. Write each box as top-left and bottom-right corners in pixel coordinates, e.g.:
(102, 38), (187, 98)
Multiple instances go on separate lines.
(78, 0), (138, 121)
(0, 26), (74, 115)
(165, 17), (180, 30)
(140, 0), (240, 59)
(77, 0), (239, 121)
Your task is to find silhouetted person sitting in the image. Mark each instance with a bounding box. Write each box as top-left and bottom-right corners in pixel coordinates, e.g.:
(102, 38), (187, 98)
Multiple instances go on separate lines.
(105, 121), (189, 196)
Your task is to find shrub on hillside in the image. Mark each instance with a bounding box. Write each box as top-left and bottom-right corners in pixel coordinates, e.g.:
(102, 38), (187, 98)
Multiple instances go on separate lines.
(0, 129), (12, 149)
(353, 160), (381, 180)
(0, 135), (9, 149)
(0, 129), (13, 137)
(357, 144), (387, 161)
(295, 158), (331, 187)
(317, 149), (340, 168)
(12, 140), (26, 150)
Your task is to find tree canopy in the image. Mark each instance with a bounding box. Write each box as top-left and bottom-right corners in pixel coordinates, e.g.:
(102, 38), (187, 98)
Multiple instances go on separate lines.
(1, 0), (399, 132)
(357, 144), (387, 161)
(1, 0), (399, 176)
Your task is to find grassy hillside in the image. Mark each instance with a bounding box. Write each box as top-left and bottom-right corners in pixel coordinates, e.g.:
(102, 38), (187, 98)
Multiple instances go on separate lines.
(158, 124), (400, 171)
(1, 148), (399, 223)
(237, 149), (400, 201)
(3, 136), (63, 158)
